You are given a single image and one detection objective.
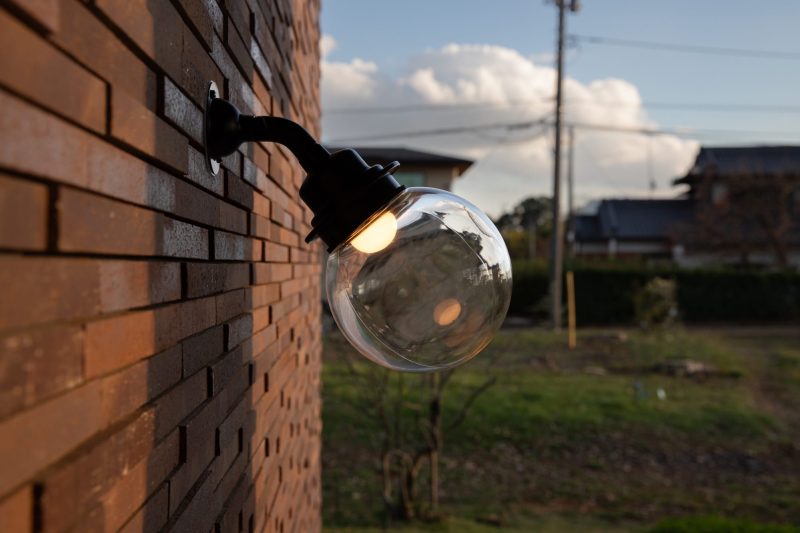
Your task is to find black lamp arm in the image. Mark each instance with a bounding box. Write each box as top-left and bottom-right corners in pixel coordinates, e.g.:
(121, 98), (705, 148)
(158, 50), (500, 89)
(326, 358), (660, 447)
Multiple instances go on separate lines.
(204, 85), (405, 251)
(239, 115), (331, 175)
(205, 95), (330, 175)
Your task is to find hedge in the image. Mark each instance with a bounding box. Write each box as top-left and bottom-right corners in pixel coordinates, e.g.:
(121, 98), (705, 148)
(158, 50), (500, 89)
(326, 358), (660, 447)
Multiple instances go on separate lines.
(509, 260), (800, 324)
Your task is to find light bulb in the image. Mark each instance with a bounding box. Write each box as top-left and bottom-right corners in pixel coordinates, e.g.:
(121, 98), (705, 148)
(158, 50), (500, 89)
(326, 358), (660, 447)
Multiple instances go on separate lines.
(326, 187), (512, 372)
(433, 298), (461, 326)
(350, 212), (397, 253)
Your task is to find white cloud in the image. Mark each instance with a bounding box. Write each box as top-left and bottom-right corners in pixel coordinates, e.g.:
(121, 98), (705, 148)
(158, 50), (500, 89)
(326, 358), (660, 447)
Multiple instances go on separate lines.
(321, 40), (699, 217)
(320, 34), (337, 58)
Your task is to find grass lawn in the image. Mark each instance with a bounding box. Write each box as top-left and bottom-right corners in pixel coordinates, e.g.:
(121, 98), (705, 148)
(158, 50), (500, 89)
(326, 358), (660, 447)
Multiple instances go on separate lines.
(321, 326), (800, 532)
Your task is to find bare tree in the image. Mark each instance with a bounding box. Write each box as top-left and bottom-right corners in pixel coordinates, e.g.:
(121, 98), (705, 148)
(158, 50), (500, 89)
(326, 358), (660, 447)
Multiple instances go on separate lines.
(341, 353), (498, 523)
(674, 172), (800, 268)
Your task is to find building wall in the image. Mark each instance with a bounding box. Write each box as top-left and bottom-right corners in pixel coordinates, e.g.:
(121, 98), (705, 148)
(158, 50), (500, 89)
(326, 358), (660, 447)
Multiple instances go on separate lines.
(396, 165), (460, 191)
(0, 1), (322, 531)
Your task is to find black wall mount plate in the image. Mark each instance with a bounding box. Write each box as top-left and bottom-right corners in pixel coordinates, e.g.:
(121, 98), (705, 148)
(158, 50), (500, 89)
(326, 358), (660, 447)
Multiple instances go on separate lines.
(203, 81), (221, 176)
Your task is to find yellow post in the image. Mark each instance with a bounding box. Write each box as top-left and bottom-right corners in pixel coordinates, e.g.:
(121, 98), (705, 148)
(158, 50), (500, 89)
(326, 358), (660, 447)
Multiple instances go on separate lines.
(566, 271), (577, 349)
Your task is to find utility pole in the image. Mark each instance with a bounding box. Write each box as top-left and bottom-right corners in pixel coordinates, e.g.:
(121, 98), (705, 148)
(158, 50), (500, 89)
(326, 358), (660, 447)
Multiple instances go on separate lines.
(548, 0), (579, 330)
(566, 125), (575, 255)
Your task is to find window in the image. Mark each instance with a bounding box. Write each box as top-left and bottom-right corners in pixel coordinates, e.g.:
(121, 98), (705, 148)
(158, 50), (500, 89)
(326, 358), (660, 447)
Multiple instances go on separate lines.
(711, 182), (728, 205)
(393, 171), (426, 188)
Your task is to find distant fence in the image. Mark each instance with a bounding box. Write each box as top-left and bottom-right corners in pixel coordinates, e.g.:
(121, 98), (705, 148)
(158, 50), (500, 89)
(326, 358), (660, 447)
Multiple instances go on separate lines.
(510, 260), (800, 324)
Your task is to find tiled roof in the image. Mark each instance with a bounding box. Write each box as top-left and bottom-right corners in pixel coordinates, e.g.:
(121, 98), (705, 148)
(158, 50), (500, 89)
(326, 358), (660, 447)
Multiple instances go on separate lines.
(676, 145), (800, 184)
(573, 199), (694, 242)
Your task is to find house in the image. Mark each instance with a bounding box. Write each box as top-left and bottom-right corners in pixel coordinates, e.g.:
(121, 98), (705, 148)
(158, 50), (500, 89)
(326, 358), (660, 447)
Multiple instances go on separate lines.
(572, 145), (800, 268)
(673, 145), (800, 268)
(572, 199), (694, 262)
(326, 146), (473, 191)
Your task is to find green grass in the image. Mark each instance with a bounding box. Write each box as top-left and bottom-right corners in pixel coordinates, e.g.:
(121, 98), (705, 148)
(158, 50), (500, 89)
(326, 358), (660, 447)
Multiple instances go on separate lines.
(322, 327), (800, 531)
(648, 515), (800, 533)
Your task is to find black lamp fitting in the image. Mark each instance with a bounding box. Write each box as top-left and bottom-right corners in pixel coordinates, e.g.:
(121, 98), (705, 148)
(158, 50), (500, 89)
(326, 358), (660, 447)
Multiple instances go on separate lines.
(203, 82), (405, 252)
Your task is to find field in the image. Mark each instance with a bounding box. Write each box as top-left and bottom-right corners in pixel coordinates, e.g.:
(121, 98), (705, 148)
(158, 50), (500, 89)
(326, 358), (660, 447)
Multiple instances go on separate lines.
(321, 326), (800, 532)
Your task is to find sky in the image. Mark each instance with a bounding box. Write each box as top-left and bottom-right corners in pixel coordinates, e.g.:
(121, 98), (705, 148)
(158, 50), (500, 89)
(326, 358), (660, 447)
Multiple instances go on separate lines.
(320, 0), (800, 216)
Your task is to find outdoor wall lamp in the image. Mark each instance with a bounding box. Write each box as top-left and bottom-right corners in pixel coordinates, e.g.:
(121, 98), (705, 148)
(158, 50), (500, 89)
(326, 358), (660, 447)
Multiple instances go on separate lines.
(204, 82), (512, 372)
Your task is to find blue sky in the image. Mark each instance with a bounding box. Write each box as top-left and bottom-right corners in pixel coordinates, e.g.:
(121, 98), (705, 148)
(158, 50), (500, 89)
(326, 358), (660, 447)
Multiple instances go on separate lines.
(321, 0), (800, 213)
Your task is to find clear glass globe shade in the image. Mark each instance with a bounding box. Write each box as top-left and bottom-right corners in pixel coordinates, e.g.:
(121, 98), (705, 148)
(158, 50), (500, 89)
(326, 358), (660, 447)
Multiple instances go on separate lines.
(325, 187), (512, 372)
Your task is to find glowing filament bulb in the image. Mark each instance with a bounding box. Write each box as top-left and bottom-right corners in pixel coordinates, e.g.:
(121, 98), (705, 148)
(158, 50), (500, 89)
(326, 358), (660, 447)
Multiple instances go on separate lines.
(351, 212), (397, 253)
(433, 298), (462, 326)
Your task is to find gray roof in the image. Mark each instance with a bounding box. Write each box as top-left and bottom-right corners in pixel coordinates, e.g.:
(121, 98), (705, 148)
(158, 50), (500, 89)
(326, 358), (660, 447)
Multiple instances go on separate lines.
(325, 146), (473, 170)
(677, 145), (800, 184)
(573, 199), (694, 242)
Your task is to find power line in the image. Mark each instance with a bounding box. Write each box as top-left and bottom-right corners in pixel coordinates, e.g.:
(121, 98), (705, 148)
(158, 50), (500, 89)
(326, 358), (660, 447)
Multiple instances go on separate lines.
(568, 101), (800, 113)
(570, 34), (800, 61)
(326, 115), (551, 143)
(326, 117), (800, 144)
(325, 99), (800, 115)
(323, 100), (547, 115)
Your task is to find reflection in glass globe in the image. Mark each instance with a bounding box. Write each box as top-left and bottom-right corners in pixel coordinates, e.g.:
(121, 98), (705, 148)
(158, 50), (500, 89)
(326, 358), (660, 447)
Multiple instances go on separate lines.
(326, 187), (513, 372)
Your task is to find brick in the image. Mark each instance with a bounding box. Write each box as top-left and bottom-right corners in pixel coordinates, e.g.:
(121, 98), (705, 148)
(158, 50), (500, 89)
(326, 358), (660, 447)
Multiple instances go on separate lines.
(209, 30), (238, 84)
(253, 305), (271, 332)
(219, 200), (248, 234)
(182, 325), (224, 376)
(226, 173), (255, 210)
(59, 188), (208, 259)
(111, 88), (188, 173)
(271, 223), (299, 247)
(216, 288), (251, 323)
(181, 20), (225, 107)
(153, 369), (207, 440)
(187, 145), (225, 196)
(251, 212), (271, 239)
(85, 297), (216, 377)
(0, 174), (47, 250)
(214, 230), (261, 261)
(0, 325), (83, 419)
(83, 431), (179, 532)
(0, 381), (103, 496)
(271, 204), (294, 230)
(164, 76), (203, 144)
(185, 262), (250, 298)
(252, 283), (280, 307)
(53, 0), (157, 110)
(0, 256), (179, 330)
(100, 345), (182, 426)
(173, 178), (220, 228)
(118, 484), (168, 533)
(173, 0), (221, 49)
(86, 136), (176, 212)
(226, 17), (253, 78)
(0, 485), (32, 533)
(243, 155), (258, 186)
(264, 242), (289, 262)
(0, 90), (89, 185)
(224, 0), (251, 45)
(7, 0), (59, 32)
(226, 313), (254, 350)
(95, 0), (182, 80)
(95, 260), (181, 311)
(210, 344), (247, 395)
(40, 410), (160, 532)
(251, 36), (274, 89)
(253, 263), (292, 284)
(0, 9), (105, 132)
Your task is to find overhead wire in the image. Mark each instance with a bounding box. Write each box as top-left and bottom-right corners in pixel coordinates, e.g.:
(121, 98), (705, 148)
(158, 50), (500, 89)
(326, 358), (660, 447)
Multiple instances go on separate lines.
(325, 99), (800, 115)
(569, 34), (800, 61)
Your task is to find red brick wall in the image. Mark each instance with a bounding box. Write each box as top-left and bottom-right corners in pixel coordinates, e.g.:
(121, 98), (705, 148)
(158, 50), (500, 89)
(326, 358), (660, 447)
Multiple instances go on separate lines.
(0, 0), (322, 531)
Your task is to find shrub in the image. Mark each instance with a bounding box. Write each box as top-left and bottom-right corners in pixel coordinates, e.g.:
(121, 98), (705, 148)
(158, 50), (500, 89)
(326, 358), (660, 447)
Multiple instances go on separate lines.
(509, 261), (800, 324)
(633, 277), (678, 329)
